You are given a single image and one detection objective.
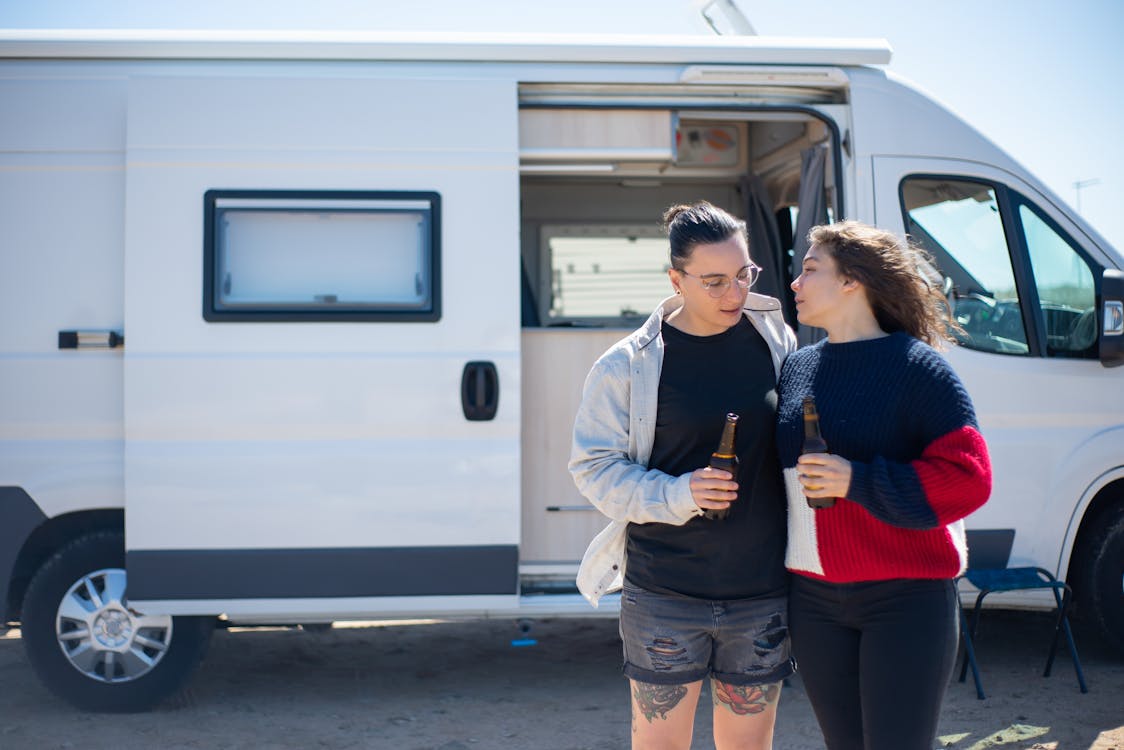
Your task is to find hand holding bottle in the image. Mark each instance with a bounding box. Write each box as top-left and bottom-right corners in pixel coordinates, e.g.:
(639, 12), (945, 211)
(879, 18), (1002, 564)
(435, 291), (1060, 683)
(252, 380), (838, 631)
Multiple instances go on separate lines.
(703, 413), (739, 520)
(688, 466), (739, 514)
(800, 396), (838, 509)
(796, 452), (852, 501)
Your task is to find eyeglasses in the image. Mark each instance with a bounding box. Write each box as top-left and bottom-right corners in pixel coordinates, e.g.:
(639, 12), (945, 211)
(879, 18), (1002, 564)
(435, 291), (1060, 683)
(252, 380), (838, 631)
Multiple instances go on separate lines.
(675, 264), (761, 298)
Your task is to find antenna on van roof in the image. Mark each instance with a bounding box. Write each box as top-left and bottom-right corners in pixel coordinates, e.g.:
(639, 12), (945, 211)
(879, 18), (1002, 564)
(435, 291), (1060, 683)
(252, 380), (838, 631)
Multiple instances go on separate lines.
(698, 0), (757, 35)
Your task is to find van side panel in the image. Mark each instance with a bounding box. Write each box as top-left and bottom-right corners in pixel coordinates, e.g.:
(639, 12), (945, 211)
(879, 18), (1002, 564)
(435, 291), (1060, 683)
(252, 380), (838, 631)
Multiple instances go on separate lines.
(0, 75), (126, 521)
(870, 152), (1124, 601)
(120, 72), (522, 612)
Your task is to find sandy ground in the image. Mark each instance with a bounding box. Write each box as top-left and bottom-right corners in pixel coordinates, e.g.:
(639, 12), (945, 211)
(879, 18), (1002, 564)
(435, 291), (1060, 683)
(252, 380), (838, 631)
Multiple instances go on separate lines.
(0, 610), (1121, 750)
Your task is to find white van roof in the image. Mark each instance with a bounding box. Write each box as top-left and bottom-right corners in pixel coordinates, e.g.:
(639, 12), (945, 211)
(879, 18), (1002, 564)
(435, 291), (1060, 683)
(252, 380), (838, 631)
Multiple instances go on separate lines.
(0, 29), (892, 66)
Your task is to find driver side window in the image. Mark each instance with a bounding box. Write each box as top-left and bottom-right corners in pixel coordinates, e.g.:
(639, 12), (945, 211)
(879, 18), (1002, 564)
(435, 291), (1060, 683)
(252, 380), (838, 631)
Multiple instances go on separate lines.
(901, 177), (1029, 355)
(1019, 203), (1098, 358)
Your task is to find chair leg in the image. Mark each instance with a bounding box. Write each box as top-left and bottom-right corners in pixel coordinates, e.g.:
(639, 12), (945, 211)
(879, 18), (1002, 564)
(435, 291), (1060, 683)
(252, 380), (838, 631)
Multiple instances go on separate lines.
(1056, 587), (1089, 693)
(957, 592), (987, 699)
(1060, 615), (1089, 693)
(957, 597), (971, 683)
(1044, 585), (1064, 678)
(1041, 583), (1088, 693)
(957, 611), (970, 683)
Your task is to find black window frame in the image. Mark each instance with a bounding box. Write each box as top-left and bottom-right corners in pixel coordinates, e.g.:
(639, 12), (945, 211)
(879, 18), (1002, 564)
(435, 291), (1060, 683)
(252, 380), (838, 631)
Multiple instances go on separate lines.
(898, 174), (1038, 356)
(900, 172), (1108, 360)
(1009, 194), (1101, 359)
(203, 189), (442, 323)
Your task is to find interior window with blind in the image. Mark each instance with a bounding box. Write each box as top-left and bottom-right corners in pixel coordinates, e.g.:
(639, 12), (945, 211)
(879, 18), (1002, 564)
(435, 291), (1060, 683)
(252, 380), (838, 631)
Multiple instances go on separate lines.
(541, 225), (672, 326)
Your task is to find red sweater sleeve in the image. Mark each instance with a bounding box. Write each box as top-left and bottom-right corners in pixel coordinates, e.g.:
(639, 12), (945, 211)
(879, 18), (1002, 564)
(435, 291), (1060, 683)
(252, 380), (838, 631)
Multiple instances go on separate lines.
(912, 425), (992, 525)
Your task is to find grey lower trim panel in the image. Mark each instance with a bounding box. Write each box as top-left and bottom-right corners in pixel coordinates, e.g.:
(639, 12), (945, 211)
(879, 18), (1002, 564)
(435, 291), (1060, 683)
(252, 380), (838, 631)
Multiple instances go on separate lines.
(127, 545), (519, 600)
(0, 487), (48, 621)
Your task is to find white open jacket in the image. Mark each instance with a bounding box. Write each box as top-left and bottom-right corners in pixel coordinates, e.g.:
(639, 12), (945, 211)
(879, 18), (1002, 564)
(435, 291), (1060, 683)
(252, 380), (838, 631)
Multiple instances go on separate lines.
(569, 293), (796, 606)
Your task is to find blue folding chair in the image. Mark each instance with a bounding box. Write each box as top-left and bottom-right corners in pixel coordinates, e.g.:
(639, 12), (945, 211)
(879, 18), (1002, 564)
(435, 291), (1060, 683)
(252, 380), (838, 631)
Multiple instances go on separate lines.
(957, 530), (1088, 699)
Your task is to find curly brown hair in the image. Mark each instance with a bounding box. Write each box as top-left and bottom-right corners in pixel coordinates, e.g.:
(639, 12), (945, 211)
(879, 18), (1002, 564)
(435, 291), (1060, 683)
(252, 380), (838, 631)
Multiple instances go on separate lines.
(807, 220), (959, 348)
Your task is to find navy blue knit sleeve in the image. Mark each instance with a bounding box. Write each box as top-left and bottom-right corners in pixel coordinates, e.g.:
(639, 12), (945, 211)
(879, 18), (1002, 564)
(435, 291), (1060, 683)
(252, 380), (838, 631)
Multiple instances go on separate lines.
(844, 343), (990, 529)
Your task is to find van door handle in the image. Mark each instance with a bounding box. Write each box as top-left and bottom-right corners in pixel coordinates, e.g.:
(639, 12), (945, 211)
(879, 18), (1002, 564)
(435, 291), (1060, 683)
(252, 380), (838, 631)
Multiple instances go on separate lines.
(461, 361), (499, 421)
(58, 330), (124, 349)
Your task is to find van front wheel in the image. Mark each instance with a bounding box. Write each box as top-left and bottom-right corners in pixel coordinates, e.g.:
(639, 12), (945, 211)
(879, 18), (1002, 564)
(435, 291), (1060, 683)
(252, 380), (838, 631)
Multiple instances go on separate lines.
(21, 531), (215, 712)
(1073, 506), (1124, 656)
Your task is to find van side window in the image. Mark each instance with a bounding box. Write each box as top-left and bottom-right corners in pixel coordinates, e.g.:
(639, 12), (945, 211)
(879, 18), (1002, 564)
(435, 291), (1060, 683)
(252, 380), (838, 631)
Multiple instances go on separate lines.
(1018, 203), (1098, 358)
(901, 178), (1029, 355)
(203, 190), (441, 322)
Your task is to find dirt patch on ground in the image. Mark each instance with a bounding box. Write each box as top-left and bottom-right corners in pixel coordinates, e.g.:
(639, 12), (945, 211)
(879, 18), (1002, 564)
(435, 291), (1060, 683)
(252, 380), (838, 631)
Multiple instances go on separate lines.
(1, 610), (1121, 749)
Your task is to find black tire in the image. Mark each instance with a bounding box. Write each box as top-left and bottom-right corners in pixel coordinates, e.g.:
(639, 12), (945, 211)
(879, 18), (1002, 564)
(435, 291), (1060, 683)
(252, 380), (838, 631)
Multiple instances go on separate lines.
(21, 530), (215, 712)
(1072, 506), (1124, 656)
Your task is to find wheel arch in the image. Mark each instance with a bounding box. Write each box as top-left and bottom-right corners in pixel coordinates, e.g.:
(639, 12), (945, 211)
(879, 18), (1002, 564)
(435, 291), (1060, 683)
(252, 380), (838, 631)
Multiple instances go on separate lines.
(1065, 474), (1124, 600)
(5, 504), (123, 623)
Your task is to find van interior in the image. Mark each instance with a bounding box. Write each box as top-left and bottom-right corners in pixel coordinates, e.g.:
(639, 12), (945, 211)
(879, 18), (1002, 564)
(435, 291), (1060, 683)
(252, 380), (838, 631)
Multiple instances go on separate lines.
(516, 90), (840, 589)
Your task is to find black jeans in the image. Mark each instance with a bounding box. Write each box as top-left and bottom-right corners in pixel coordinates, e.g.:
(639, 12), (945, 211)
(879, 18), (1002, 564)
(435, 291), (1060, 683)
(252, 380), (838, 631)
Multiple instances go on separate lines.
(789, 576), (959, 750)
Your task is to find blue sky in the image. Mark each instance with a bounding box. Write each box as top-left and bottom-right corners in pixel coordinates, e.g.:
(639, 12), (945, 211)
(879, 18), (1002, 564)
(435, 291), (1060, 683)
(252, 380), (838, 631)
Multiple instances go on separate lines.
(3, 0), (1121, 252)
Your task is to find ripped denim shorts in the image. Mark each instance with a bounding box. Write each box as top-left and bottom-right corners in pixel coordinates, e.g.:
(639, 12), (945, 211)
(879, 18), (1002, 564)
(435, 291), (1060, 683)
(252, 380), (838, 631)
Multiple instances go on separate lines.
(619, 582), (794, 686)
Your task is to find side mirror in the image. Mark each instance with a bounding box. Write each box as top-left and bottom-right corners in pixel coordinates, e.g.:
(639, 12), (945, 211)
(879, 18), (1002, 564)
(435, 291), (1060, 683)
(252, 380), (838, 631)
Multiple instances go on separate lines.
(1100, 269), (1124, 367)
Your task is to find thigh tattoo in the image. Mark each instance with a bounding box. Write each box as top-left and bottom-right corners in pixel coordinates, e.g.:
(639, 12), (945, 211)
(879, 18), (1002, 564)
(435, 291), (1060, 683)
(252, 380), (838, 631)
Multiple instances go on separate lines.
(633, 682), (689, 722)
(711, 680), (780, 715)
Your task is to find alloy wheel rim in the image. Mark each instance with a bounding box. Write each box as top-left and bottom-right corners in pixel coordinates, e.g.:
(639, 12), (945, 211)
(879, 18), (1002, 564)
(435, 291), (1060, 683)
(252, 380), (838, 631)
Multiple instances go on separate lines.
(55, 568), (174, 683)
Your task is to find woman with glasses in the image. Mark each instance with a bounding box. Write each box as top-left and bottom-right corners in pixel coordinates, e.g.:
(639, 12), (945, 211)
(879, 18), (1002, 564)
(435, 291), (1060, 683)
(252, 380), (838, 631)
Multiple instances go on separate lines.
(570, 201), (796, 750)
(778, 221), (991, 750)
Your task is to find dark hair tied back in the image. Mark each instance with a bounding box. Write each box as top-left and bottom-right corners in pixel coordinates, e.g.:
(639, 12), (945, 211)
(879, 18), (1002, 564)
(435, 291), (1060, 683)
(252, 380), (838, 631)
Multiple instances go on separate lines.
(662, 201), (747, 267)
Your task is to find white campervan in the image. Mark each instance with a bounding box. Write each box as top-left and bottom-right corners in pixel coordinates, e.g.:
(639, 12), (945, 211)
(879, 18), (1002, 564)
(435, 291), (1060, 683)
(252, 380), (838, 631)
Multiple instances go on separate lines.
(1, 29), (1122, 711)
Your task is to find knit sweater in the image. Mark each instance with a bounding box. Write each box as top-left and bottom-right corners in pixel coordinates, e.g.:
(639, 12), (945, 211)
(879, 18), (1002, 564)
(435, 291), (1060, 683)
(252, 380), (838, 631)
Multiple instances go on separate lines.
(776, 332), (992, 582)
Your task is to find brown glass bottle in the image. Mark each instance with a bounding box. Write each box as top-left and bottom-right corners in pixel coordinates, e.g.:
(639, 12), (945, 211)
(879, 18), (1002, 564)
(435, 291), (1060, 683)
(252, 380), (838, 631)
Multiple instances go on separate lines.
(801, 396), (834, 509)
(704, 413), (740, 521)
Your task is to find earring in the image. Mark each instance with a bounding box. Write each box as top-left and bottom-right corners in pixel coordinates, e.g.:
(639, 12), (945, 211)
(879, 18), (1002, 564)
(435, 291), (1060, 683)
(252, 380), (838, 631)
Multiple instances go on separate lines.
(675, 289), (681, 295)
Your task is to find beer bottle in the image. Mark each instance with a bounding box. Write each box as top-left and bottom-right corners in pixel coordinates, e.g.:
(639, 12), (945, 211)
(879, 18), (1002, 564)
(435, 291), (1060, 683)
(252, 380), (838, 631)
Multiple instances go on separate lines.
(801, 396), (834, 509)
(704, 413), (740, 521)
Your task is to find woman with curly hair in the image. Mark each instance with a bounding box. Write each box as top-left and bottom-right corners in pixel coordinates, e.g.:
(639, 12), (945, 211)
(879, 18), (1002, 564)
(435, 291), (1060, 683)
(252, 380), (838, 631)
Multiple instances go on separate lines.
(777, 220), (993, 750)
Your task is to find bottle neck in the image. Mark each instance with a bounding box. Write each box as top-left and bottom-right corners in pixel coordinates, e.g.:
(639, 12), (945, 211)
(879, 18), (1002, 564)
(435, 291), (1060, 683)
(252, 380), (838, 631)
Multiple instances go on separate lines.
(716, 422), (737, 456)
(803, 416), (821, 440)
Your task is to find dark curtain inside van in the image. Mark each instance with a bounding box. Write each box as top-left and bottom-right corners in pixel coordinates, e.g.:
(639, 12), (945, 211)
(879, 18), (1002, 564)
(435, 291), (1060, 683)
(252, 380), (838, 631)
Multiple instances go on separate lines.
(741, 174), (785, 301)
(793, 144), (829, 345)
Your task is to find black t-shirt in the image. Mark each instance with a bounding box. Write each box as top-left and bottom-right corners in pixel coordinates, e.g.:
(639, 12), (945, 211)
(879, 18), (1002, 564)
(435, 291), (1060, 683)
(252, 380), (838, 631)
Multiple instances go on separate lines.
(625, 316), (788, 600)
